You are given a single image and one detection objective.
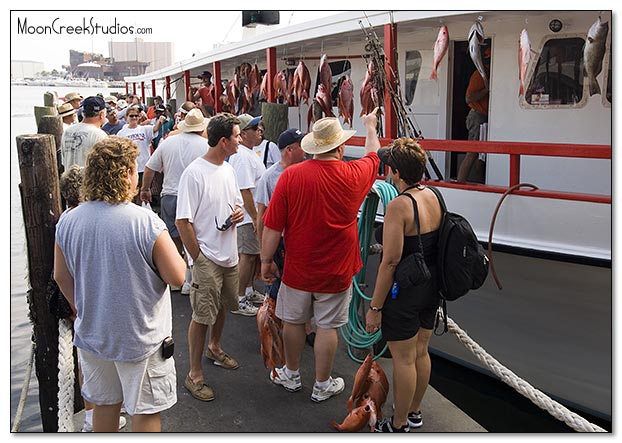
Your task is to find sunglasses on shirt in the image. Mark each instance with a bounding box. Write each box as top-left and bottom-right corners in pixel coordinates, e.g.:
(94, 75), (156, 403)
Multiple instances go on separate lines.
(215, 204), (235, 231)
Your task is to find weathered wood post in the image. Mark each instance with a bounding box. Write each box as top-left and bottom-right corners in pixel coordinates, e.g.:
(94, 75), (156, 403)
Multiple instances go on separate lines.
(261, 102), (289, 144)
(43, 91), (58, 107)
(34, 106), (56, 128)
(17, 134), (63, 432)
(38, 115), (64, 178)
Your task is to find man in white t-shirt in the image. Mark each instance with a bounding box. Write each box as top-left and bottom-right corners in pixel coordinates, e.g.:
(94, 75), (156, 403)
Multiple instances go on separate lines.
(117, 104), (164, 197)
(176, 113), (244, 402)
(253, 123), (282, 169)
(141, 108), (208, 295)
(61, 96), (108, 170)
(228, 113), (265, 316)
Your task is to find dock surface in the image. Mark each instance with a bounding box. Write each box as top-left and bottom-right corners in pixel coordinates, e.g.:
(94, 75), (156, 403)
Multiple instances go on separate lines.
(73, 287), (485, 433)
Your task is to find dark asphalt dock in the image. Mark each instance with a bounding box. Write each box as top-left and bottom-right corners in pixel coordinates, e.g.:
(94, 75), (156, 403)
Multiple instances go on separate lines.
(73, 287), (486, 433)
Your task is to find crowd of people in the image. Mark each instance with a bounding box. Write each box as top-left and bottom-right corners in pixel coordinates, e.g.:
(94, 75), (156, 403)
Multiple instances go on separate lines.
(53, 89), (440, 433)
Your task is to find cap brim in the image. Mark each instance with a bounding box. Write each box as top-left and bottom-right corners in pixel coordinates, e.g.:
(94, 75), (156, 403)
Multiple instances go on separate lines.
(300, 129), (356, 155)
(249, 116), (262, 127)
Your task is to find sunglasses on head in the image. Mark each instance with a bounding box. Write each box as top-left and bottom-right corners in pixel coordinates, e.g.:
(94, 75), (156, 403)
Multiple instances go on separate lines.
(214, 204), (235, 231)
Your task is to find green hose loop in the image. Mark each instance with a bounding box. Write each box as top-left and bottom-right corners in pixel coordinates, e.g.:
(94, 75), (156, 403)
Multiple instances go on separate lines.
(341, 180), (397, 363)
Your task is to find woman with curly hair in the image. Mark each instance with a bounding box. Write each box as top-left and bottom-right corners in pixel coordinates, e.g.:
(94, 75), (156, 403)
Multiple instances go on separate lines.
(365, 138), (443, 432)
(59, 164), (83, 211)
(54, 136), (186, 432)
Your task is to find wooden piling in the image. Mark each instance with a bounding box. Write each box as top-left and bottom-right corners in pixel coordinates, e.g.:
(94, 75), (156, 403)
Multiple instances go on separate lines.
(34, 106), (56, 128)
(43, 91), (57, 107)
(38, 115), (64, 177)
(17, 134), (62, 432)
(261, 102), (288, 144)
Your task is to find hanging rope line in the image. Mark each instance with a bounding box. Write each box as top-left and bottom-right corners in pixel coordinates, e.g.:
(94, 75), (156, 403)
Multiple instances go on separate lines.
(11, 341), (35, 432)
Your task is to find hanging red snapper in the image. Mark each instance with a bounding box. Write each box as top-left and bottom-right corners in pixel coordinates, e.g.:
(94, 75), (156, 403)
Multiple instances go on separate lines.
(518, 29), (532, 97)
(430, 25), (449, 81)
(584, 17), (609, 96)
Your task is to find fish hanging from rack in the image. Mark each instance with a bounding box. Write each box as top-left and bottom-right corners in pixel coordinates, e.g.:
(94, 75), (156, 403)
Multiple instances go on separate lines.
(430, 24), (449, 81)
(468, 20), (489, 89)
(518, 28), (533, 97)
(272, 70), (289, 104)
(291, 60), (311, 105)
(337, 74), (354, 128)
(248, 64), (262, 95)
(584, 16), (609, 96)
(360, 60), (381, 116)
(259, 69), (270, 101)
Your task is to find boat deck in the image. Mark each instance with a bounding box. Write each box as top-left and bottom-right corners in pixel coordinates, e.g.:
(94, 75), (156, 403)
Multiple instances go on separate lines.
(71, 288), (486, 433)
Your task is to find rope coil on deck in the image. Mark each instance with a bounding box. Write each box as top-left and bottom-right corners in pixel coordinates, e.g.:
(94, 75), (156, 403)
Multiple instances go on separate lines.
(57, 319), (74, 432)
(445, 316), (606, 432)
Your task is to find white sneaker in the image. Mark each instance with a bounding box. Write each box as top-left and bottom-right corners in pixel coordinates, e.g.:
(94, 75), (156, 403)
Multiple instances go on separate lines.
(181, 282), (191, 295)
(311, 376), (345, 402)
(231, 300), (258, 316)
(81, 415), (127, 432)
(270, 366), (302, 392)
(246, 290), (265, 304)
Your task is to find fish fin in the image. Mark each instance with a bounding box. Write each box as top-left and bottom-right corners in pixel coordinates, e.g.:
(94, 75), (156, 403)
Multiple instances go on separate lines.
(330, 421), (342, 431)
(589, 78), (601, 96)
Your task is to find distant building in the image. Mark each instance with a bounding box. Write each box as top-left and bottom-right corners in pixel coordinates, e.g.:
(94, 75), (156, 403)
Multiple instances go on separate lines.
(11, 60), (44, 79)
(109, 38), (173, 74)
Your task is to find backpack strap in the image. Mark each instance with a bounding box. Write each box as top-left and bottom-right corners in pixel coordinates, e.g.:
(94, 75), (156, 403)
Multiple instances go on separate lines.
(427, 186), (447, 215)
(263, 140), (271, 167)
(398, 191), (424, 253)
(427, 186), (450, 335)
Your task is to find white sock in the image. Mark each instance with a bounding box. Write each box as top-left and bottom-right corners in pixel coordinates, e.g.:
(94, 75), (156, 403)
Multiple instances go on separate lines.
(84, 408), (93, 425)
(284, 366), (300, 378)
(315, 378), (331, 390)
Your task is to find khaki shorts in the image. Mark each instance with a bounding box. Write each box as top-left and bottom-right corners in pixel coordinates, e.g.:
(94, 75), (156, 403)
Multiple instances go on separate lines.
(237, 223), (260, 255)
(275, 282), (352, 329)
(78, 347), (177, 416)
(190, 252), (239, 325)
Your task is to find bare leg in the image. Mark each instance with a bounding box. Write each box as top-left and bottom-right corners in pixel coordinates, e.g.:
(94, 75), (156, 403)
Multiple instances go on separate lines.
(92, 402), (122, 432)
(387, 336), (418, 429)
(410, 328), (433, 413)
(187, 319), (208, 383)
(207, 309), (226, 355)
(237, 254), (254, 297)
(314, 327), (338, 382)
(283, 322), (306, 371)
(132, 412), (161, 432)
(457, 152), (479, 182)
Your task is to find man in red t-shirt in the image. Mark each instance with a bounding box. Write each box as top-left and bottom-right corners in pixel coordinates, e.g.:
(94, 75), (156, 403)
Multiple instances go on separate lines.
(260, 108), (381, 402)
(193, 71), (215, 117)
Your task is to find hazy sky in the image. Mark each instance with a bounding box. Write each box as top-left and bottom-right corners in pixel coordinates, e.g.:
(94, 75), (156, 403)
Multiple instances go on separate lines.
(10, 10), (343, 72)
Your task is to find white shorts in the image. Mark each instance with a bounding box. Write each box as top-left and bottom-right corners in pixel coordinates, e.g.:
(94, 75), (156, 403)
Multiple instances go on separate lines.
(78, 348), (177, 416)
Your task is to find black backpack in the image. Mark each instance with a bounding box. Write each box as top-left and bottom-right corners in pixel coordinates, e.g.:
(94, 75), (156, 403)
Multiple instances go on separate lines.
(428, 186), (489, 333)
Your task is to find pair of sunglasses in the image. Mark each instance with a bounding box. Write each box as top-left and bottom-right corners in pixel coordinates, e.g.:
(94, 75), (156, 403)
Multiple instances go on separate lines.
(214, 204), (235, 231)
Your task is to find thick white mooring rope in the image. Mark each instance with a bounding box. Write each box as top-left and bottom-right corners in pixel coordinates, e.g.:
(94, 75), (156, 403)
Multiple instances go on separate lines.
(446, 316), (606, 432)
(57, 319), (74, 432)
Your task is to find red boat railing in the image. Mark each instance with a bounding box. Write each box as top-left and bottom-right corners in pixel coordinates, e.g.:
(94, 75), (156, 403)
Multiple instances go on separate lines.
(347, 136), (611, 204)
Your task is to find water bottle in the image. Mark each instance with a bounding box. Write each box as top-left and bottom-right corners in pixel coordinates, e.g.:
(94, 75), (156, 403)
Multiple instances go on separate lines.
(391, 280), (400, 299)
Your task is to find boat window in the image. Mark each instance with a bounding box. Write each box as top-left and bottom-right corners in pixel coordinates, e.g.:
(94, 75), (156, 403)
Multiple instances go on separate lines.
(327, 60), (352, 105)
(525, 37), (584, 106)
(604, 50), (611, 105)
(405, 50), (422, 105)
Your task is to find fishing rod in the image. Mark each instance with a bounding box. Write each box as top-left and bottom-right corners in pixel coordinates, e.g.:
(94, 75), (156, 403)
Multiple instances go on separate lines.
(359, 15), (444, 180)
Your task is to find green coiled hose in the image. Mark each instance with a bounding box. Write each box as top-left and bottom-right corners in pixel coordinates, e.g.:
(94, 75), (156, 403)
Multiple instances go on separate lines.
(340, 180), (397, 363)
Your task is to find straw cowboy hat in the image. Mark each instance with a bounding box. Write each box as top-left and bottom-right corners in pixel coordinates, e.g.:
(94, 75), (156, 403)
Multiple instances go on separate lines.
(177, 108), (209, 132)
(57, 102), (76, 118)
(301, 117), (356, 155)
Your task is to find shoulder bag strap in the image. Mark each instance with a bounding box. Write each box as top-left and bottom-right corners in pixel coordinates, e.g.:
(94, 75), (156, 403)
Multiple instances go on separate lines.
(263, 141), (271, 167)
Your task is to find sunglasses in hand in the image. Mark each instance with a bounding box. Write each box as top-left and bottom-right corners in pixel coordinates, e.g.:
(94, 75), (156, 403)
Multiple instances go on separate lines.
(215, 204), (235, 231)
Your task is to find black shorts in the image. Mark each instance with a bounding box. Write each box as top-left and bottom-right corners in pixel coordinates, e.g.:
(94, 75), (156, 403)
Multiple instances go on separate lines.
(380, 268), (439, 341)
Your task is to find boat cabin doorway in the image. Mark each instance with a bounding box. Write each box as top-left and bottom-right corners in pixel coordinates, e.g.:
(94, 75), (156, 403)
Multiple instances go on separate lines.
(449, 38), (491, 183)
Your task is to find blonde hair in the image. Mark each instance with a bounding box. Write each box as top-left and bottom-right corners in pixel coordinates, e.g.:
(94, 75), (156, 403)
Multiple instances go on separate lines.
(59, 164), (83, 208)
(83, 136), (139, 203)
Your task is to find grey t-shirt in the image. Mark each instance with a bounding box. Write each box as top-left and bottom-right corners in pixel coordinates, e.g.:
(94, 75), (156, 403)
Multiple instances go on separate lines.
(255, 161), (284, 207)
(56, 201), (171, 362)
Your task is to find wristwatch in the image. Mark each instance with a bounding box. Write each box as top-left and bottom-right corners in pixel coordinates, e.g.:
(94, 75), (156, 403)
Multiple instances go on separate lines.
(369, 306), (382, 312)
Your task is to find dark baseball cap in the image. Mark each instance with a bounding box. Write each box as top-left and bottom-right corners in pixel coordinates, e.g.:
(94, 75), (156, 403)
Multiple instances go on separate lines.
(82, 96), (106, 114)
(278, 128), (305, 150)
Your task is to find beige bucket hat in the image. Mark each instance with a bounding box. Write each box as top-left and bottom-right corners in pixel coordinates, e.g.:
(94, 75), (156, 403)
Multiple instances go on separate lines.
(301, 117), (356, 154)
(57, 102), (76, 118)
(178, 108), (209, 132)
